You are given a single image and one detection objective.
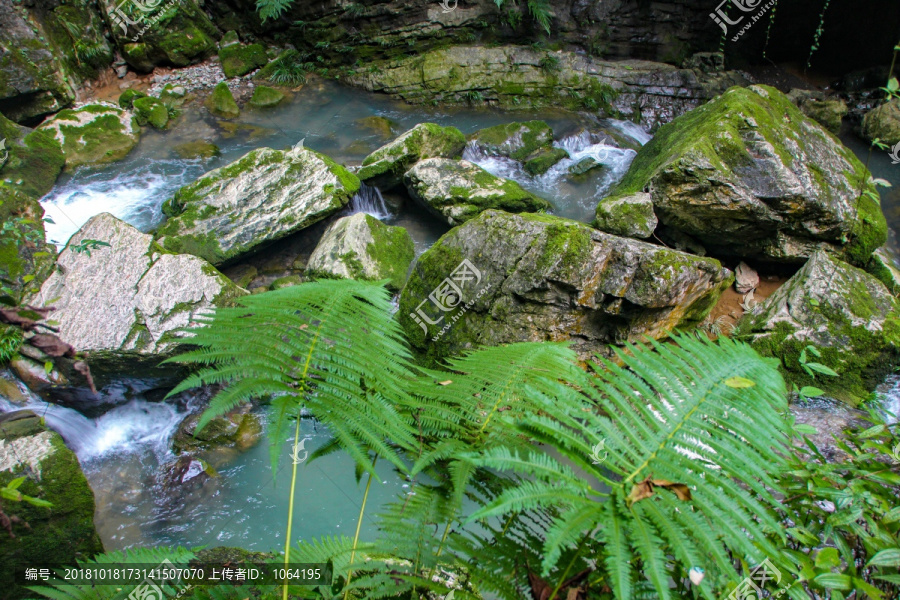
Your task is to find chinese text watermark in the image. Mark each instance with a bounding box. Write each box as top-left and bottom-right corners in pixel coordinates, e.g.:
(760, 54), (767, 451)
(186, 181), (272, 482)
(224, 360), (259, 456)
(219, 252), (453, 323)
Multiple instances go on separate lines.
(709, 0), (777, 41)
(409, 259), (491, 342)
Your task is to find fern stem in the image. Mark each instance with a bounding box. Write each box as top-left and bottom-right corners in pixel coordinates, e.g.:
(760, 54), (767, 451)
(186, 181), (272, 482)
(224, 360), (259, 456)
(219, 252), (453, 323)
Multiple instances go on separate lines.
(343, 455), (378, 600)
(282, 417), (301, 600)
(548, 535), (588, 600)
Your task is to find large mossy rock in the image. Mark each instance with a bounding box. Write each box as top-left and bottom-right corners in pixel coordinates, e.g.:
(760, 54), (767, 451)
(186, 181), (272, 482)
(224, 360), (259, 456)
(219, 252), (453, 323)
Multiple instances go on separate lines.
(0, 412), (103, 598)
(399, 210), (732, 361)
(219, 39), (268, 79)
(404, 158), (550, 225)
(306, 213), (415, 291)
(38, 104), (140, 171)
(32, 213), (245, 377)
(249, 86), (286, 108)
(357, 123), (466, 189)
(467, 120), (553, 160)
(107, 0), (217, 72)
(157, 147), (360, 265)
(736, 250), (900, 405)
(0, 110), (65, 198)
(602, 85), (886, 265)
(862, 98), (900, 146)
(0, 186), (55, 298)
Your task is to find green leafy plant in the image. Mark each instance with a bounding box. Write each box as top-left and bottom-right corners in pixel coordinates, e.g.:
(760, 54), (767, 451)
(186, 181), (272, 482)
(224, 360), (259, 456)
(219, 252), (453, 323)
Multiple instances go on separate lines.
(70, 238), (110, 258)
(256, 0), (294, 22)
(769, 411), (900, 599)
(539, 53), (560, 74)
(264, 50), (314, 86)
(805, 0), (832, 69)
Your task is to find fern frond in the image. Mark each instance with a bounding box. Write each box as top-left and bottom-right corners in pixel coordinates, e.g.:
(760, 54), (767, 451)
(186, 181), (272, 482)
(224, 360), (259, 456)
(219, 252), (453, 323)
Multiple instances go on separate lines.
(166, 280), (418, 476)
(468, 334), (791, 597)
(255, 0), (294, 21)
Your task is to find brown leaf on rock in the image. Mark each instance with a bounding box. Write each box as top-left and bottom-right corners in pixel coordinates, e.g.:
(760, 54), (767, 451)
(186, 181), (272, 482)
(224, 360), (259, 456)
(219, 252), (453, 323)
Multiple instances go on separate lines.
(627, 476), (692, 506)
(73, 361), (97, 395)
(0, 306), (55, 331)
(27, 334), (75, 358)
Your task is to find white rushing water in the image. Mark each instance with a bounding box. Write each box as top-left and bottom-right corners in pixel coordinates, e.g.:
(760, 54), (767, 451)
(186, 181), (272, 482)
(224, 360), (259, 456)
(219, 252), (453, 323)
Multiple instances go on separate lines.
(462, 124), (642, 221)
(608, 119), (653, 146)
(346, 182), (392, 220)
(41, 160), (206, 247)
(0, 381), (189, 465)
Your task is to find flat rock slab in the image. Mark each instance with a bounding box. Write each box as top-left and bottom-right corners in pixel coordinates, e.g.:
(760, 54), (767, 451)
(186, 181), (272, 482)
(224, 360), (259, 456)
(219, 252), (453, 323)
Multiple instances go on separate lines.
(156, 146), (360, 265)
(357, 122), (466, 189)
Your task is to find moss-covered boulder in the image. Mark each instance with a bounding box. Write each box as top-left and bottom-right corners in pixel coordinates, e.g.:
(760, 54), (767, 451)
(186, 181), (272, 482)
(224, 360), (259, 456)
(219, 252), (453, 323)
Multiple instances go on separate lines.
(862, 98), (900, 146)
(399, 210), (732, 362)
(403, 158), (550, 225)
(736, 250), (900, 405)
(0, 412), (103, 598)
(569, 157), (604, 178)
(32, 213), (245, 378)
(249, 86), (286, 109)
(799, 98), (847, 136)
(173, 140), (220, 160)
(132, 96), (169, 129)
(524, 147), (569, 176)
(205, 82), (240, 119)
(866, 246), (900, 294)
(356, 116), (396, 140)
(38, 104), (140, 170)
(467, 121), (553, 160)
(0, 186), (56, 297)
(106, 0), (217, 72)
(358, 123), (466, 189)
(0, 111), (65, 199)
(117, 89), (147, 109)
(219, 38), (268, 79)
(172, 404), (262, 454)
(0, 0), (78, 123)
(594, 192), (658, 239)
(604, 85), (886, 265)
(156, 146), (360, 265)
(307, 213), (415, 291)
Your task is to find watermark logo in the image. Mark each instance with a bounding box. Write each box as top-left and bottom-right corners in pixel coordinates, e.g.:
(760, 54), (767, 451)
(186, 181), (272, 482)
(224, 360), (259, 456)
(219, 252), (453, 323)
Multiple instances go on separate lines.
(106, 0), (184, 41)
(589, 439), (608, 465)
(726, 558), (789, 599)
(438, 0), (458, 13)
(0, 139), (8, 168)
(709, 0), (776, 41)
(889, 141), (900, 165)
(287, 138), (306, 164)
(128, 559), (193, 600)
(409, 259), (491, 342)
(292, 438), (309, 465)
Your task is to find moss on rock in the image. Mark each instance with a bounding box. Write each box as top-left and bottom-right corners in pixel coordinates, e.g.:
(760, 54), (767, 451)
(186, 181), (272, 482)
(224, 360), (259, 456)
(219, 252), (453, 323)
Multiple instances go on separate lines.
(358, 123), (466, 189)
(117, 89), (147, 109)
(220, 42), (268, 79)
(38, 104), (140, 170)
(249, 86), (286, 109)
(862, 98), (900, 146)
(132, 96), (169, 129)
(205, 82), (239, 119)
(173, 140), (220, 160)
(735, 250), (900, 405)
(467, 120), (553, 160)
(0, 414), (103, 598)
(523, 147), (569, 175)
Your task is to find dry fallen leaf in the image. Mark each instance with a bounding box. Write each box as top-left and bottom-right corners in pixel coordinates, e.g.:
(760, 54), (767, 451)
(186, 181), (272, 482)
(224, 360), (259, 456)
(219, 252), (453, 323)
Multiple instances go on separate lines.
(627, 476), (692, 506)
(438, 380), (453, 386)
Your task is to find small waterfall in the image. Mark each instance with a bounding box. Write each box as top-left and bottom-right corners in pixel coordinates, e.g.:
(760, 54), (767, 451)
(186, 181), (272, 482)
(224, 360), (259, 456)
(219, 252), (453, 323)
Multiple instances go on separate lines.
(607, 119), (652, 146)
(877, 375), (900, 423)
(0, 394), (189, 464)
(347, 183), (391, 220)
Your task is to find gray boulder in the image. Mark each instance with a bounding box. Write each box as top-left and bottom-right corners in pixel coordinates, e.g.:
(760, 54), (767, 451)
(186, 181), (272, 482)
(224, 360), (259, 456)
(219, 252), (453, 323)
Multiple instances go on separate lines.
(403, 158), (551, 225)
(466, 121), (553, 160)
(736, 250), (900, 405)
(593, 192), (657, 239)
(157, 146), (360, 265)
(32, 213), (245, 375)
(602, 85), (886, 265)
(399, 210), (732, 361)
(306, 213), (415, 291)
(862, 98), (900, 146)
(357, 123), (466, 189)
